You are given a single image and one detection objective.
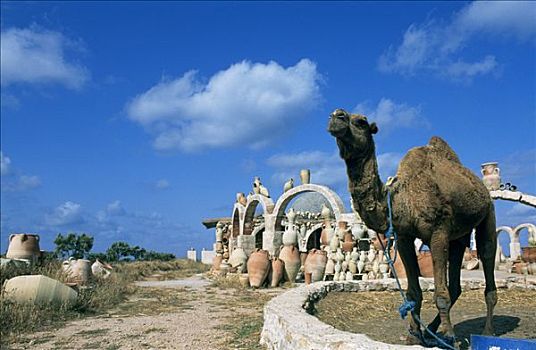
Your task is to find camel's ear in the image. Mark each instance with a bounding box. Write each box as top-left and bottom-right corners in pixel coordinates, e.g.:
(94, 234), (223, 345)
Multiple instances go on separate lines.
(370, 122), (378, 134)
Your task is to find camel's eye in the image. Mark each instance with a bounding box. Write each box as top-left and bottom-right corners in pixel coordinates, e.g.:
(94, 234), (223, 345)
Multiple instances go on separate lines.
(351, 115), (368, 127)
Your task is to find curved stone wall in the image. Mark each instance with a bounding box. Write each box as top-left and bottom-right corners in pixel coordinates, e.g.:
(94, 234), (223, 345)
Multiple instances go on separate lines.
(260, 277), (535, 350)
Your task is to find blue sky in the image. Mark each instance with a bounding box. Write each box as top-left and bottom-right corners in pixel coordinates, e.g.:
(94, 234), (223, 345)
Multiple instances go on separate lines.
(1, 1), (535, 256)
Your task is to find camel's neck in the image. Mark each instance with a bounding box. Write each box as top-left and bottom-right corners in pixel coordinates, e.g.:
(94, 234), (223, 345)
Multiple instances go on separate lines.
(345, 148), (388, 233)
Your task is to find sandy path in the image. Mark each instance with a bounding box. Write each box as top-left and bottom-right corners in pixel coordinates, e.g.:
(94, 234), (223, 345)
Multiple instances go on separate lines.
(8, 274), (270, 350)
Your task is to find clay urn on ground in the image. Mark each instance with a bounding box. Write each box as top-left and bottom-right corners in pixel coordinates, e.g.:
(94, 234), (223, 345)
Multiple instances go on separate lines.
(304, 249), (328, 282)
(417, 251), (434, 278)
(270, 258), (285, 287)
(279, 245), (301, 283)
(247, 249), (270, 288)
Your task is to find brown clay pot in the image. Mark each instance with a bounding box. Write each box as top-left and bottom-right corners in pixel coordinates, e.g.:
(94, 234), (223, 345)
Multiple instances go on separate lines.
(6, 234), (42, 262)
(304, 249), (328, 282)
(418, 251), (434, 278)
(304, 272), (312, 285)
(320, 222), (332, 246)
(342, 232), (355, 252)
(247, 249), (270, 288)
(521, 247), (536, 263)
(271, 258), (285, 287)
(279, 246), (301, 282)
(390, 248), (406, 278)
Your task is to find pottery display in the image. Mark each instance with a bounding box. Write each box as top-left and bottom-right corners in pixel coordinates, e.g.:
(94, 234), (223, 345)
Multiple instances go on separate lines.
(321, 204), (331, 220)
(418, 251), (434, 278)
(352, 223), (367, 240)
(300, 169), (311, 185)
(367, 249), (376, 263)
(247, 249), (270, 288)
(321, 223), (334, 246)
(229, 247), (248, 273)
(271, 258), (285, 287)
(349, 260), (357, 274)
(304, 249), (328, 282)
(521, 247), (536, 263)
(6, 234), (42, 263)
(329, 234), (340, 252)
(236, 192), (247, 206)
(325, 258), (335, 275)
(3, 275), (77, 305)
(279, 245), (301, 282)
(345, 271), (353, 281)
(481, 162), (501, 191)
(282, 222), (298, 246)
(333, 271), (340, 281)
(350, 247), (359, 262)
(357, 260), (365, 274)
(342, 232), (355, 252)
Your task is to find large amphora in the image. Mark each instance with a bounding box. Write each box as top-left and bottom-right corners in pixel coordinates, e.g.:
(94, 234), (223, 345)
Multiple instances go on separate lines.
(304, 249), (328, 282)
(247, 249), (270, 288)
(6, 233), (41, 263)
(278, 245), (301, 283)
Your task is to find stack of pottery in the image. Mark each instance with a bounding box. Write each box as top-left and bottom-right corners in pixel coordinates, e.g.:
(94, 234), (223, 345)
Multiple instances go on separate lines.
(282, 209), (298, 246)
(6, 234), (42, 263)
(304, 249), (327, 284)
(229, 247), (248, 273)
(270, 258), (285, 287)
(213, 222), (225, 271)
(247, 249), (270, 288)
(349, 247), (358, 274)
(342, 231), (355, 252)
(352, 223), (367, 240)
(63, 258), (92, 285)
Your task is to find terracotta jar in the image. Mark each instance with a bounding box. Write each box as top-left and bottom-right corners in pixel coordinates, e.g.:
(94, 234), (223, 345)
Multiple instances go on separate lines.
(247, 249), (270, 288)
(279, 245), (301, 283)
(3, 275), (78, 305)
(271, 258), (285, 287)
(481, 162), (501, 191)
(342, 232), (355, 252)
(72, 259), (91, 284)
(390, 248), (406, 278)
(325, 258), (335, 275)
(6, 234), (41, 263)
(320, 222), (334, 246)
(304, 249), (328, 282)
(418, 251), (434, 278)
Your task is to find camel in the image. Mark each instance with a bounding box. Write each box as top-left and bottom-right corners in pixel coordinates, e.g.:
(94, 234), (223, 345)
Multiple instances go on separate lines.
(327, 108), (497, 344)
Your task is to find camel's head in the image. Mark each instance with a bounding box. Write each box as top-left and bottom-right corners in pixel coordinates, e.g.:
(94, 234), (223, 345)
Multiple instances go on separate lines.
(328, 108), (378, 160)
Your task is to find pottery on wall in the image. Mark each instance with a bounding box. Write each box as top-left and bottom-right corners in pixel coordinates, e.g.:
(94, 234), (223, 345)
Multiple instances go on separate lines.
(321, 204), (331, 220)
(6, 234), (42, 263)
(325, 258), (335, 275)
(271, 258), (285, 287)
(282, 220), (298, 246)
(342, 232), (355, 252)
(320, 222), (334, 246)
(236, 192), (247, 206)
(247, 249), (270, 288)
(352, 223), (367, 240)
(418, 251), (434, 278)
(481, 162), (501, 191)
(279, 245), (301, 283)
(300, 169), (311, 185)
(521, 247), (536, 263)
(304, 249), (328, 282)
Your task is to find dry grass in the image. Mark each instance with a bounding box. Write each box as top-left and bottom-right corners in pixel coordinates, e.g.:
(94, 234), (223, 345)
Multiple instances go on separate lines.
(316, 289), (536, 348)
(0, 259), (209, 346)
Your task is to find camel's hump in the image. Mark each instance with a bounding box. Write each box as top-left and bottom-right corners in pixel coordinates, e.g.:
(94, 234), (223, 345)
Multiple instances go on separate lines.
(428, 136), (461, 164)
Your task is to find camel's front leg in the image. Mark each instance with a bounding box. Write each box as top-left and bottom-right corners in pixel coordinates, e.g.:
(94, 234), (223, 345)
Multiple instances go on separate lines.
(396, 237), (423, 344)
(430, 230), (455, 339)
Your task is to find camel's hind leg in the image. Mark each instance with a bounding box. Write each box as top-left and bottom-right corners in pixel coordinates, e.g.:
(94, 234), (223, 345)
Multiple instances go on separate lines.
(475, 205), (498, 335)
(427, 237), (468, 334)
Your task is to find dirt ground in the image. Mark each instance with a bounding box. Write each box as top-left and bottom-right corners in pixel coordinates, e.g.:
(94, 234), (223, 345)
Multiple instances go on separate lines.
(5, 275), (282, 350)
(316, 288), (536, 349)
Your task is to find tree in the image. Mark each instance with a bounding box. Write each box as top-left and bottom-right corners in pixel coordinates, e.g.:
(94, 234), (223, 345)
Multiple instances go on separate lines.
(54, 233), (94, 259)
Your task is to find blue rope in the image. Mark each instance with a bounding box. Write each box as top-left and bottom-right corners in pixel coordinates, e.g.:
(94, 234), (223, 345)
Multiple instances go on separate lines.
(379, 189), (456, 350)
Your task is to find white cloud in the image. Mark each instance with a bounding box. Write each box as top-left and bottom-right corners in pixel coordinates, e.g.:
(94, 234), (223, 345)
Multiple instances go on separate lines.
(17, 175), (41, 190)
(1, 27), (89, 89)
(353, 98), (428, 133)
(1, 151), (11, 176)
(106, 200), (126, 216)
(126, 59), (322, 152)
(45, 201), (84, 226)
(155, 179), (170, 190)
(267, 150), (403, 191)
(378, 2), (535, 80)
